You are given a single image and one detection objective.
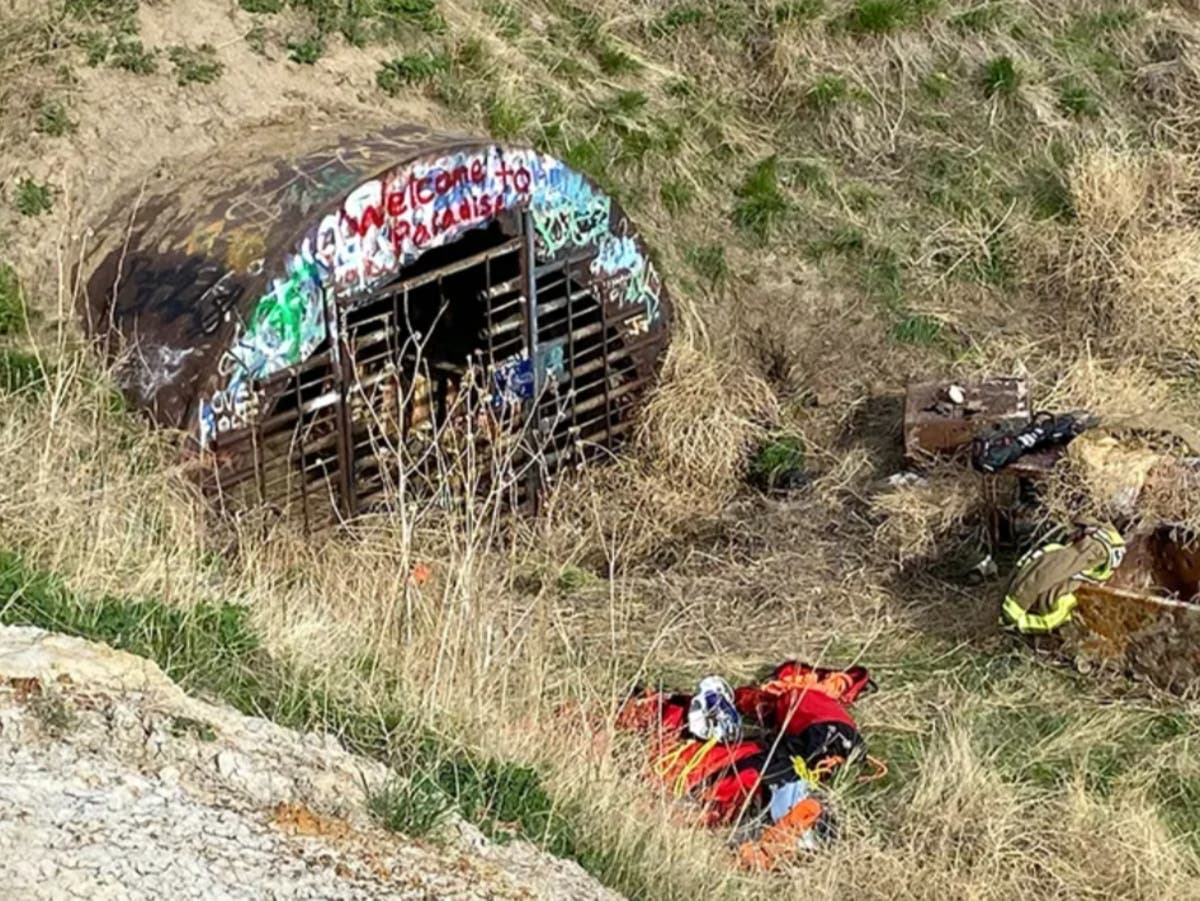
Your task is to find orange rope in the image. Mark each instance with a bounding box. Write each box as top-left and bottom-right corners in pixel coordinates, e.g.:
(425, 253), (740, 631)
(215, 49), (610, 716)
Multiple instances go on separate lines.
(858, 755), (889, 783)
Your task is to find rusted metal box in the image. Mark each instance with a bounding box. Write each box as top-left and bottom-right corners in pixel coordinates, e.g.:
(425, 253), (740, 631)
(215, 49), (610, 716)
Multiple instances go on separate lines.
(904, 377), (1029, 464)
(1068, 526), (1200, 692)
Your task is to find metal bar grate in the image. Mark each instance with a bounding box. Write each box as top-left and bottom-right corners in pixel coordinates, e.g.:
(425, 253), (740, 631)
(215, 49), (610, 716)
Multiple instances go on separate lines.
(204, 219), (657, 527)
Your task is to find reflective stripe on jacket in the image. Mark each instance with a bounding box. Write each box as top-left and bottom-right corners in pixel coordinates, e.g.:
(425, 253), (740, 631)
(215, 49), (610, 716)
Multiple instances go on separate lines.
(1002, 527), (1122, 633)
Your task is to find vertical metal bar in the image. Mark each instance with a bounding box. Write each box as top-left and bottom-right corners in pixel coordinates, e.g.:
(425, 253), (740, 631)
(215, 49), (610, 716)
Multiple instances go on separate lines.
(520, 211), (541, 514)
(485, 252), (495, 398)
(601, 287), (614, 451)
(294, 373), (311, 537)
(250, 385), (267, 509)
(434, 275), (447, 432)
(524, 215), (541, 400)
(401, 285), (412, 445)
(326, 292), (356, 521)
(564, 259), (576, 470)
(391, 279), (402, 365)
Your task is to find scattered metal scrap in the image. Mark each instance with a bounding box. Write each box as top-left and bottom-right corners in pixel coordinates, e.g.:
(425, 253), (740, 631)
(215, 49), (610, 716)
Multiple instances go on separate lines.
(902, 375), (1200, 691)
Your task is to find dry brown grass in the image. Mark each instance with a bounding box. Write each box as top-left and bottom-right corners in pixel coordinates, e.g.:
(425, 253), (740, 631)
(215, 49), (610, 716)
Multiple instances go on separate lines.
(870, 471), (985, 568)
(1036, 357), (1200, 531)
(4, 1), (1200, 899)
(636, 343), (778, 505)
(1038, 147), (1200, 372)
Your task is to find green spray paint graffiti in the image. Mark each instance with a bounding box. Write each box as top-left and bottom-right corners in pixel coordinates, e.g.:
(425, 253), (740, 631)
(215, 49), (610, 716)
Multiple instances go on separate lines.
(239, 256), (324, 375)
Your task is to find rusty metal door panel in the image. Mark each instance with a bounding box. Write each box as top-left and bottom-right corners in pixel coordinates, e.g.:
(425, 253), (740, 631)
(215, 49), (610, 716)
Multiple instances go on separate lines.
(1060, 527), (1200, 691)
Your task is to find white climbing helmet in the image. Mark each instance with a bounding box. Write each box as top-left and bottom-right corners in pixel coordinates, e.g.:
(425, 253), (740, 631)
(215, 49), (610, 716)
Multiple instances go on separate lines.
(687, 676), (742, 743)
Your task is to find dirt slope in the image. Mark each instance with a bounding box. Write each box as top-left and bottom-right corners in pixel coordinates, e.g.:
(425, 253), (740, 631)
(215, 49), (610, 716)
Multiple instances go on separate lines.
(0, 624), (616, 901)
(0, 0), (439, 290)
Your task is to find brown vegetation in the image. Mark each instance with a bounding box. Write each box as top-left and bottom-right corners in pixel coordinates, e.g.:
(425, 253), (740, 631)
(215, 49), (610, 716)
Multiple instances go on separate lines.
(3, 0), (1200, 898)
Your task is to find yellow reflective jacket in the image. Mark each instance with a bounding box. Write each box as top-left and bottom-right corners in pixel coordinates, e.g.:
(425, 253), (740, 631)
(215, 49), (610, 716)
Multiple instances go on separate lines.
(1002, 527), (1123, 634)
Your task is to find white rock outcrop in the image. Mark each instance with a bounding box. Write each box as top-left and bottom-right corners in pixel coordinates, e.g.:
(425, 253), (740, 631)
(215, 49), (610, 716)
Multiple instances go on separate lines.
(0, 625), (618, 901)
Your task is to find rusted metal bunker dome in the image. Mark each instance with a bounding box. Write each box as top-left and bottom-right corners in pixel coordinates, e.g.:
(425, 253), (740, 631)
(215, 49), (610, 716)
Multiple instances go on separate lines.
(82, 124), (671, 528)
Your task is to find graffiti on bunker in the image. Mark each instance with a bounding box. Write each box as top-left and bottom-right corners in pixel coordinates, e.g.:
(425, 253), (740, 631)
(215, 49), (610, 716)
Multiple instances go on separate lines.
(200, 146), (663, 445)
(488, 343), (568, 418)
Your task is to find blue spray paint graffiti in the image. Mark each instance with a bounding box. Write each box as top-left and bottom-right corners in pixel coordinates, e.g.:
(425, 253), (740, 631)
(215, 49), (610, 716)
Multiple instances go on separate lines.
(491, 354), (535, 414)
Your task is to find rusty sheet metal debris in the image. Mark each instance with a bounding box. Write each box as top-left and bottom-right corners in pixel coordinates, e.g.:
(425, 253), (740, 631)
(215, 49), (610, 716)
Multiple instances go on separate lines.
(80, 123), (672, 527)
(904, 377), (1029, 464)
(1066, 526), (1200, 691)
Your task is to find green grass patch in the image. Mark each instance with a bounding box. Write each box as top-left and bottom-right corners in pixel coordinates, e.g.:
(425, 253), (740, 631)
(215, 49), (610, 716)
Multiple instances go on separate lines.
(843, 0), (939, 35)
(555, 564), (598, 594)
(367, 773), (454, 838)
(972, 225), (1015, 287)
(863, 244), (904, 309)
(685, 243), (728, 287)
(377, 50), (449, 92)
(0, 555), (259, 689)
(1063, 5), (1140, 45)
(0, 350), (48, 394)
(733, 156), (790, 240)
(776, 0), (825, 25)
(595, 41), (642, 76)
(951, 1), (1007, 31)
(80, 31), (113, 66)
(659, 178), (694, 215)
(484, 0), (522, 38)
(1054, 7), (1138, 83)
(239, 0), (284, 11)
(555, 136), (608, 177)
(287, 34), (323, 64)
(65, 0), (139, 26)
(1153, 771), (1200, 851)
(1057, 77), (1100, 116)
(891, 312), (946, 347)
(452, 36), (490, 77)
(432, 753), (568, 847)
(111, 37), (157, 74)
(67, 0), (141, 68)
(274, 0), (446, 43)
(917, 145), (1008, 219)
(0, 264), (25, 336)
(1025, 164), (1074, 221)
(168, 44), (223, 85)
(981, 54), (1020, 97)
(648, 5), (705, 39)
(486, 95), (529, 140)
(608, 88), (648, 118)
(748, 434), (807, 491)
(14, 179), (53, 217)
(806, 74), (849, 112)
(35, 99), (75, 137)
(807, 223), (866, 258)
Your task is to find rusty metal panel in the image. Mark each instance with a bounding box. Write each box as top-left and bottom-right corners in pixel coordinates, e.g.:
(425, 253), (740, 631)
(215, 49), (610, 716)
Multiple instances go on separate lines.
(1064, 527), (1200, 690)
(81, 123), (457, 428)
(904, 377), (1029, 463)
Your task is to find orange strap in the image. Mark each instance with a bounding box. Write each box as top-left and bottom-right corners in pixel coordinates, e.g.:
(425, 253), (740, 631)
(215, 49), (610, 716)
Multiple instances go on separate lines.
(858, 755), (888, 784)
(736, 797), (823, 870)
(760, 671), (851, 701)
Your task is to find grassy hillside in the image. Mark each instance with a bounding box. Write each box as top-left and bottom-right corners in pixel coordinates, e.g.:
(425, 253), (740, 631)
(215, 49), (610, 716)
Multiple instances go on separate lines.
(3, 0), (1200, 898)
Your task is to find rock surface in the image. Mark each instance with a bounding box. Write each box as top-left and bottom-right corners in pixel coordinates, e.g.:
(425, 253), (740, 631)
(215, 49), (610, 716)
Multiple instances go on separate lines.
(0, 626), (618, 901)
